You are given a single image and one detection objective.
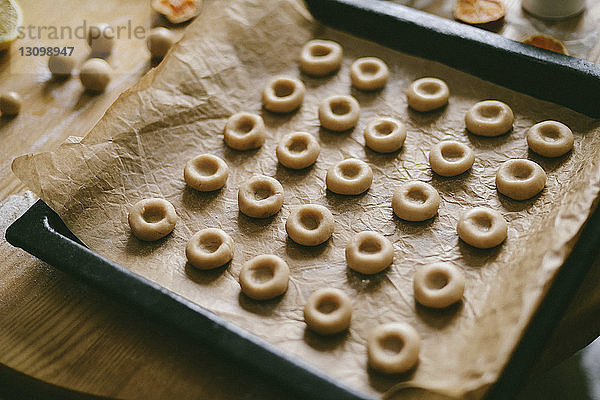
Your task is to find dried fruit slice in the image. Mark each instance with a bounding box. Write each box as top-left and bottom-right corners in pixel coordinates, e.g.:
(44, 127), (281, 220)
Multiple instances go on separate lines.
(522, 34), (568, 55)
(454, 0), (506, 25)
(0, 0), (23, 51)
(151, 0), (202, 24)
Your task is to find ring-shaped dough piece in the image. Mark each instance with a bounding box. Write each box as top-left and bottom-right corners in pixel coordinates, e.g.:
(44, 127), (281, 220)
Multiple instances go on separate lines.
(413, 263), (465, 308)
(392, 181), (440, 222)
(367, 323), (420, 374)
(184, 154), (229, 191)
(364, 118), (407, 153)
(128, 198), (177, 241)
(326, 158), (373, 195)
(239, 255), (289, 300)
(238, 175), (284, 218)
(300, 39), (343, 77)
(318, 95), (360, 132)
(262, 76), (306, 113)
(223, 112), (266, 150)
(350, 57), (390, 91)
(465, 100), (514, 137)
(406, 77), (449, 112)
(304, 288), (352, 335)
(346, 231), (394, 275)
(496, 159), (546, 200)
(457, 207), (507, 249)
(429, 140), (475, 177)
(186, 228), (234, 270)
(286, 204), (334, 246)
(276, 132), (320, 169)
(527, 120), (574, 158)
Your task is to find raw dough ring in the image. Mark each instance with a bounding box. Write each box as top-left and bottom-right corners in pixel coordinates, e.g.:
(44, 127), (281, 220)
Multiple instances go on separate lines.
(318, 95), (360, 132)
(326, 158), (373, 195)
(392, 181), (440, 222)
(350, 57), (389, 91)
(223, 112), (266, 150)
(276, 132), (320, 169)
(286, 204), (334, 246)
(496, 159), (546, 200)
(300, 39), (343, 77)
(184, 154), (229, 191)
(406, 77), (449, 112)
(345, 231), (394, 274)
(367, 323), (420, 374)
(262, 76), (306, 113)
(527, 120), (574, 157)
(413, 262), (465, 308)
(239, 255), (289, 300)
(186, 228), (234, 270)
(304, 288), (352, 335)
(363, 118), (406, 153)
(465, 100), (514, 137)
(457, 207), (507, 249)
(128, 198), (177, 241)
(429, 140), (475, 177)
(238, 175), (284, 218)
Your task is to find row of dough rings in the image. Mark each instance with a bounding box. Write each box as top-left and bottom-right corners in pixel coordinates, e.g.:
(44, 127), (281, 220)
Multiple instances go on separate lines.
(239, 255), (290, 300)
(262, 76), (306, 113)
(184, 154), (229, 191)
(392, 181), (440, 222)
(128, 198), (178, 241)
(223, 112), (266, 150)
(367, 323), (421, 374)
(413, 263), (465, 308)
(326, 158), (373, 195)
(527, 120), (574, 157)
(363, 117), (406, 153)
(286, 204), (334, 246)
(304, 288), (353, 335)
(350, 57), (389, 91)
(186, 228), (234, 269)
(429, 140), (475, 177)
(238, 175), (285, 218)
(276, 132), (320, 169)
(406, 77), (450, 112)
(457, 207), (507, 249)
(465, 100), (514, 137)
(345, 231), (394, 274)
(496, 159), (546, 200)
(319, 94), (361, 131)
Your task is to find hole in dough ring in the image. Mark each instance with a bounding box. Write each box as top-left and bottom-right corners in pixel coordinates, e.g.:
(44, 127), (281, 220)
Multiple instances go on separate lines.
(326, 158), (373, 195)
(239, 254), (289, 300)
(392, 181), (440, 222)
(429, 140), (475, 177)
(364, 118), (406, 153)
(496, 159), (546, 200)
(304, 288), (352, 335)
(128, 198), (177, 241)
(465, 100), (514, 137)
(350, 57), (389, 91)
(276, 132), (320, 169)
(527, 120), (574, 158)
(184, 154), (229, 191)
(406, 77), (449, 112)
(262, 76), (306, 113)
(186, 228), (234, 270)
(238, 175), (284, 218)
(413, 263), (465, 308)
(223, 112), (266, 150)
(286, 204), (334, 246)
(318, 95), (360, 132)
(457, 207), (507, 249)
(300, 39), (343, 77)
(346, 231), (394, 274)
(367, 323), (421, 374)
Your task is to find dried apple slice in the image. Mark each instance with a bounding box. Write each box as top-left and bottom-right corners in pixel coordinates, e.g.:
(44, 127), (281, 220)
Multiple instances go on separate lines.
(151, 0), (202, 24)
(454, 0), (506, 25)
(522, 34), (569, 55)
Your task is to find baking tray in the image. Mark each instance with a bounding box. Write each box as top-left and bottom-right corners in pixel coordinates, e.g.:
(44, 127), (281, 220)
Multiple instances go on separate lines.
(5, 0), (600, 398)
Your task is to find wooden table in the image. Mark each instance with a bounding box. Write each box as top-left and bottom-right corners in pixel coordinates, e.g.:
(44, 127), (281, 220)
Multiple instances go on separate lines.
(1, 0), (599, 398)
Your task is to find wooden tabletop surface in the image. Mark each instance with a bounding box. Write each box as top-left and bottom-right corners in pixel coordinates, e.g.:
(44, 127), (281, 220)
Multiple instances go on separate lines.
(1, 0), (599, 398)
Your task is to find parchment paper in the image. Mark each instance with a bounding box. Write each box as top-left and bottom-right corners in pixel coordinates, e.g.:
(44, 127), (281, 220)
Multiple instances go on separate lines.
(11, 0), (600, 398)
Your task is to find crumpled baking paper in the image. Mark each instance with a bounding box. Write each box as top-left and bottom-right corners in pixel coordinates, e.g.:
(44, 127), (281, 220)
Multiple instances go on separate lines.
(11, 0), (600, 398)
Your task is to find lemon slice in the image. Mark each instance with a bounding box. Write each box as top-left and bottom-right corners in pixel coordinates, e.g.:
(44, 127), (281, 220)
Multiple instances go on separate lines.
(0, 0), (22, 50)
